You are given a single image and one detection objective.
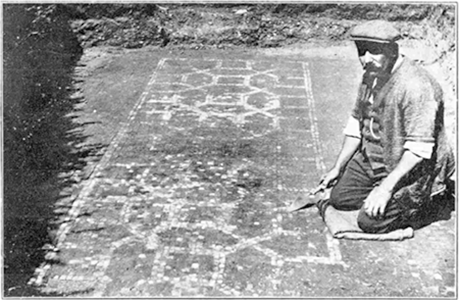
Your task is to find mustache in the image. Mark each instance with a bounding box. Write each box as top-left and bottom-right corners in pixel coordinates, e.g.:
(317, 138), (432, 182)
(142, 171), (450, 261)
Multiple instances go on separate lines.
(363, 62), (380, 71)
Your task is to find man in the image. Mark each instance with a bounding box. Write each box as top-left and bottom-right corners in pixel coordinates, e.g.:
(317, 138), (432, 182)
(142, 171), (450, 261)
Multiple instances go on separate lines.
(292, 20), (455, 234)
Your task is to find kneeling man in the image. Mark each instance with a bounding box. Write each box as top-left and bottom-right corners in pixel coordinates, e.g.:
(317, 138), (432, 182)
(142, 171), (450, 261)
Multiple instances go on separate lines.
(302, 20), (455, 234)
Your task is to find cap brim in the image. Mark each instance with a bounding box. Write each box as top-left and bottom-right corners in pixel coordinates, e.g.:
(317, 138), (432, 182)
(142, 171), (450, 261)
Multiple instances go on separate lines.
(351, 36), (400, 43)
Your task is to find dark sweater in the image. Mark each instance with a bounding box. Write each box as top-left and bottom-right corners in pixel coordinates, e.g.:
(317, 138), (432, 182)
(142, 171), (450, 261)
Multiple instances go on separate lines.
(352, 57), (455, 206)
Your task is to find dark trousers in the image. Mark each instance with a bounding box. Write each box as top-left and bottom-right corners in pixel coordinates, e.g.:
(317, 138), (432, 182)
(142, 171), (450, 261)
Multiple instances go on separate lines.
(321, 151), (413, 234)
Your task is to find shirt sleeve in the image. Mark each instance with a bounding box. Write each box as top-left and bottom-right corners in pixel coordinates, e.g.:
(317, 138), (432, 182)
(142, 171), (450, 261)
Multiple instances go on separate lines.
(343, 116), (361, 138)
(404, 141), (434, 159)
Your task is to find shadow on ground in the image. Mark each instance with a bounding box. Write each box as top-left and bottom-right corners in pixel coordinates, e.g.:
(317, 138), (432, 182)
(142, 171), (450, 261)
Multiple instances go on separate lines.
(2, 4), (105, 296)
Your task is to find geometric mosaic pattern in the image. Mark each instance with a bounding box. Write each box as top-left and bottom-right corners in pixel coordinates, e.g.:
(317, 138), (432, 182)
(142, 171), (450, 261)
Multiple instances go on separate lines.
(29, 58), (346, 296)
(145, 59), (284, 134)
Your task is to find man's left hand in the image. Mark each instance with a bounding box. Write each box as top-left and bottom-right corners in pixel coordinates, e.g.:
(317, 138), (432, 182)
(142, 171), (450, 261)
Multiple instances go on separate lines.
(363, 186), (392, 217)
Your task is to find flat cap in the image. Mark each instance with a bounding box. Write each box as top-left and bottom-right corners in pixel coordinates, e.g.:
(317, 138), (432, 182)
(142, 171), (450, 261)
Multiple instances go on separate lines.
(350, 20), (401, 43)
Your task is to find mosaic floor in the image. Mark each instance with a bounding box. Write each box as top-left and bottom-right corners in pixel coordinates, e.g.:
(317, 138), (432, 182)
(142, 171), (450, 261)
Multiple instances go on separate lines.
(28, 56), (455, 297)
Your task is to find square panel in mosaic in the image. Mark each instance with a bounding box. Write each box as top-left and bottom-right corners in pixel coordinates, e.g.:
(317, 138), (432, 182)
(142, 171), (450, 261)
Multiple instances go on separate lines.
(163, 253), (215, 281)
(177, 88), (207, 105)
(105, 258), (154, 295)
(246, 92), (278, 109)
(185, 72), (214, 86)
(228, 201), (277, 238)
(157, 229), (196, 247)
(222, 247), (275, 291)
(249, 73), (278, 90)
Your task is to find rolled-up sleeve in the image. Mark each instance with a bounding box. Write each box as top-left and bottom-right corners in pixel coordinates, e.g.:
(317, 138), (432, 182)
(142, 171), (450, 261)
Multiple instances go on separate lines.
(404, 141), (434, 159)
(343, 116), (361, 138)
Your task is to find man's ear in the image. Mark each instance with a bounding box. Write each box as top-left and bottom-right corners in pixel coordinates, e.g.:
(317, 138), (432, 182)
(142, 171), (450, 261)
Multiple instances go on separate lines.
(389, 43), (399, 57)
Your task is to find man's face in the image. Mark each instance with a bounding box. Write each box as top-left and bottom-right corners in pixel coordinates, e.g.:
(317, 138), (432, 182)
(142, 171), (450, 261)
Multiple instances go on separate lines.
(355, 41), (393, 77)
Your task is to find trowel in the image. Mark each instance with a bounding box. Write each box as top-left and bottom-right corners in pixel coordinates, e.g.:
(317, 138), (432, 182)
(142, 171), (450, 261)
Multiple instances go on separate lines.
(287, 185), (326, 212)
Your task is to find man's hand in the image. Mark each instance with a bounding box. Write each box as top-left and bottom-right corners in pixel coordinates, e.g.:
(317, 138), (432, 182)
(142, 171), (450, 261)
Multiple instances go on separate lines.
(319, 167), (341, 190)
(362, 150), (423, 218)
(363, 186), (392, 217)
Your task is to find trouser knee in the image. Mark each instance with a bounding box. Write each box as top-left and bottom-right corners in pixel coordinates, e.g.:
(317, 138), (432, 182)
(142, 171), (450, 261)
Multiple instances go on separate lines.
(357, 209), (382, 233)
(357, 207), (404, 234)
(328, 185), (343, 208)
(328, 184), (364, 211)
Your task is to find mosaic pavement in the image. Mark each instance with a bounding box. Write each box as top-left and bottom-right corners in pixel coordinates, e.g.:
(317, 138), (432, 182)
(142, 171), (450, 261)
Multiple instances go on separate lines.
(28, 56), (456, 297)
(28, 58), (349, 296)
